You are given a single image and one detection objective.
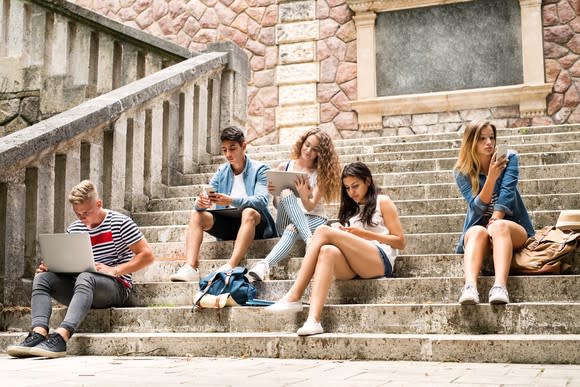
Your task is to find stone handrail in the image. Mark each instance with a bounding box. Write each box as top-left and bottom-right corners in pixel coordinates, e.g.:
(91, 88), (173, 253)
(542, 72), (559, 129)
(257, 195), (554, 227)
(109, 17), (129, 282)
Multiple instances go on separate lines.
(0, 41), (249, 306)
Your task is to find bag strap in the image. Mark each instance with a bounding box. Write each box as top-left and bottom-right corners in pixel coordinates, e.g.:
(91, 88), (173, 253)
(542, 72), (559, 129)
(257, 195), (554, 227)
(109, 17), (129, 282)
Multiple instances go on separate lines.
(558, 231), (580, 252)
(194, 271), (222, 307)
(528, 226), (555, 250)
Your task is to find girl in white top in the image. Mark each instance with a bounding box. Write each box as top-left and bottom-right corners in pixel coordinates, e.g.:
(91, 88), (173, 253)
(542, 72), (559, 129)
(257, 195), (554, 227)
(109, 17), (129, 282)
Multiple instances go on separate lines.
(248, 129), (341, 281)
(266, 162), (406, 336)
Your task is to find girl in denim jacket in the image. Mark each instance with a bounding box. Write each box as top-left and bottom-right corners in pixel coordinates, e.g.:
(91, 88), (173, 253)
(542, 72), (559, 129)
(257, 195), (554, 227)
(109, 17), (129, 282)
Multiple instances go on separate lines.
(455, 120), (534, 305)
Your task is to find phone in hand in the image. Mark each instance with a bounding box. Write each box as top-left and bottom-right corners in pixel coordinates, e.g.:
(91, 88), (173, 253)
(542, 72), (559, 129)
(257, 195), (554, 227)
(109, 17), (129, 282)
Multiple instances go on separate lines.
(495, 145), (508, 160)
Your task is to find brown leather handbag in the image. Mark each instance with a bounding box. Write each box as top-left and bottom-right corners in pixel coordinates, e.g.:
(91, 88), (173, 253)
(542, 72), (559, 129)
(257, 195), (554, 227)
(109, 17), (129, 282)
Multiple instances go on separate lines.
(510, 226), (579, 275)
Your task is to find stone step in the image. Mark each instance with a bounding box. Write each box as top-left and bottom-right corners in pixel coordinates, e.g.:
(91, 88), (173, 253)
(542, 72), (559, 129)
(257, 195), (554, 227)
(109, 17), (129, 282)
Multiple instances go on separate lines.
(247, 125), (580, 153)
(2, 303), (578, 336)
(134, 254), (467, 283)
(137, 194), (578, 225)
(203, 146), (580, 174)
(242, 141), (580, 165)
(123, 275), (580, 307)
(160, 176), (580, 200)
(0, 332), (577, 363)
(141, 224), (460, 253)
(136, 247), (580, 283)
(175, 162), (580, 186)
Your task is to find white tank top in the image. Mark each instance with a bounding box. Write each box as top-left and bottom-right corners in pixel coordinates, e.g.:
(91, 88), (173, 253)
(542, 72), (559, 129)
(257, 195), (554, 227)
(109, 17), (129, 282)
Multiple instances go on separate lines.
(347, 194), (398, 264)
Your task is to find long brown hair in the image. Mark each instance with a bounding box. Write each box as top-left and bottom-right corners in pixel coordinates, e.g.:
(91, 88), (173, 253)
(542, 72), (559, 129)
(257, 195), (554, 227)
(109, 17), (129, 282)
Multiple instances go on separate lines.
(454, 120), (497, 195)
(290, 128), (341, 203)
(338, 162), (378, 226)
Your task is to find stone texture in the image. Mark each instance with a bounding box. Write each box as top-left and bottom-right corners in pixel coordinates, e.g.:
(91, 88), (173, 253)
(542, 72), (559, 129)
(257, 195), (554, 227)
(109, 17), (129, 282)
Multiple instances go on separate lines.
(544, 42), (569, 58)
(542, 4), (558, 27)
(318, 83), (340, 103)
(548, 93), (564, 116)
(0, 99), (20, 124)
(335, 62), (356, 84)
(320, 101), (339, 122)
(558, 0), (576, 24)
(567, 35), (580, 54)
(564, 84), (580, 107)
(280, 42), (316, 64)
(320, 56), (339, 83)
(554, 70), (572, 93)
(558, 54), (579, 69)
(279, 1), (315, 23)
(20, 97), (40, 123)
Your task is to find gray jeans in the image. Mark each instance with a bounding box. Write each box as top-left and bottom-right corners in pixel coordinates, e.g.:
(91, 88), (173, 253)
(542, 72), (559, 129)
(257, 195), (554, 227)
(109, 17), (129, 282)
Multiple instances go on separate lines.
(31, 271), (130, 335)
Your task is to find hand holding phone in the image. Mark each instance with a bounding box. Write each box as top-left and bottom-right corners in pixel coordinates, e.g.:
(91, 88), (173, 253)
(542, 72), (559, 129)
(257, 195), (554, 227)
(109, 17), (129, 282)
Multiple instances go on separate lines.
(495, 145), (508, 161)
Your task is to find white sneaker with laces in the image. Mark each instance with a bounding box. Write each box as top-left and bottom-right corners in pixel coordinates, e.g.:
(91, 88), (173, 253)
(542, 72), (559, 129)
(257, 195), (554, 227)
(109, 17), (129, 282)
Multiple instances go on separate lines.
(265, 298), (303, 313)
(488, 284), (509, 304)
(458, 283), (480, 305)
(297, 320), (323, 336)
(170, 264), (199, 282)
(248, 261), (269, 282)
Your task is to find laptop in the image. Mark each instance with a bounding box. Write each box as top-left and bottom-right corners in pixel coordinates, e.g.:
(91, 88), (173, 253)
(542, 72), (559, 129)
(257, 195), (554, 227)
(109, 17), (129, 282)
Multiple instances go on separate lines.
(38, 233), (100, 274)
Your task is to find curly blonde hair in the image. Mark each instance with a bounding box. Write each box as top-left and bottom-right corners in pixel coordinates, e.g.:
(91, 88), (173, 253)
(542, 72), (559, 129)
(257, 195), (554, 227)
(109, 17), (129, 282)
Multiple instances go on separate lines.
(454, 120), (497, 196)
(290, 128), (341, 203)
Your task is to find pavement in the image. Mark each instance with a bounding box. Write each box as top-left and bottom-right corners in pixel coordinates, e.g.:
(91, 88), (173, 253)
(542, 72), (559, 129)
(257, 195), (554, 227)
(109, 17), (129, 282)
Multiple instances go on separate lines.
(0, 354), (579, 386)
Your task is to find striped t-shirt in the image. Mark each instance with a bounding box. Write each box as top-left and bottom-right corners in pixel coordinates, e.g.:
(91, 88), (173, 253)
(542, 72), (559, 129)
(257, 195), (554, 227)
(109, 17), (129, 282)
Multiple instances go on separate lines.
(67, 210), (144, 288)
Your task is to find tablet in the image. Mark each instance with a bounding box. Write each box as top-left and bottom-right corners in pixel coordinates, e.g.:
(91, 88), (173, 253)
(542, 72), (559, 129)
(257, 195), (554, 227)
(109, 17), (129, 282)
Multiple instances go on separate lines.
(266, 170), (309, 196)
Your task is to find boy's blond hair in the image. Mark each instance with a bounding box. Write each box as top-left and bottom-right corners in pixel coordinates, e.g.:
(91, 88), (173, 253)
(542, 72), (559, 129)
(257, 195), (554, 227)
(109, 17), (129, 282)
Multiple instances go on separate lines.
(68, 180), (98, 204)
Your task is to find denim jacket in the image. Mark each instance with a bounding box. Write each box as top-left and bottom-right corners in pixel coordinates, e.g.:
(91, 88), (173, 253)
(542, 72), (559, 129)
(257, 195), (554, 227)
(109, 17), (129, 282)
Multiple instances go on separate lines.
(454, 150), (534, 253)
(198, 155), (277, 239)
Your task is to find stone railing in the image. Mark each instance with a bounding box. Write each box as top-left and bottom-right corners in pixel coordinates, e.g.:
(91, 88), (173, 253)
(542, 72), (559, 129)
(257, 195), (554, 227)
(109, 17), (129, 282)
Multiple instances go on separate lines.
(0, 0), (192, 136)
(0, 41), (249, 306)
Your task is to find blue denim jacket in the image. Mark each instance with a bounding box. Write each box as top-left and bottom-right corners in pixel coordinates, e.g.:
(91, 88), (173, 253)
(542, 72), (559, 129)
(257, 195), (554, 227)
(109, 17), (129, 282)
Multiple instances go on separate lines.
(454, 150), (534, 253)
(198, 155), (277, 239)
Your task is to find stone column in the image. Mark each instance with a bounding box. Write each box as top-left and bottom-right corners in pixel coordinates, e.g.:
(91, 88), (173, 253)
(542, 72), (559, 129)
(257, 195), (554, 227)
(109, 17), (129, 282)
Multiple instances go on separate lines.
(353, 12), (376, 99)
(109, 115), (128, 212)
(146, 101), (164, 199)
(3, 178), (26, 305)
(181, 83), (195, 174)
(276, 0), (319, 143)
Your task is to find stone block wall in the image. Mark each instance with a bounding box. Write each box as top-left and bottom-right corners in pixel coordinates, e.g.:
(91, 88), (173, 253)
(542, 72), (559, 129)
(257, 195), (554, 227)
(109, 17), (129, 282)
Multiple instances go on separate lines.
(66, 0), (580, 143)
(0, 92), (40, 137)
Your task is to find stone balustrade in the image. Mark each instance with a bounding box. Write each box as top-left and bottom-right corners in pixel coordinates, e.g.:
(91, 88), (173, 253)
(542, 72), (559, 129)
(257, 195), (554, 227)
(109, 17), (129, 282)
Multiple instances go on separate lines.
(0, 41), (249, 306)
(0, 0), (193, 136)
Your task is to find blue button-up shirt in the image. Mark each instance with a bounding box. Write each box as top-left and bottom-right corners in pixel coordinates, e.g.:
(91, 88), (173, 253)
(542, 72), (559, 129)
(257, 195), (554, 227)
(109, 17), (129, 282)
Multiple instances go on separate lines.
(197, 155), (277, 239)
(454, 150), (534, 253)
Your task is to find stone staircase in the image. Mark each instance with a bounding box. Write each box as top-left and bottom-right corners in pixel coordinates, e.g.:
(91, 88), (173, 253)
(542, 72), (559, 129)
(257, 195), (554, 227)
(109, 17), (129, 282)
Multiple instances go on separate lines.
(1, 124), (579, 363)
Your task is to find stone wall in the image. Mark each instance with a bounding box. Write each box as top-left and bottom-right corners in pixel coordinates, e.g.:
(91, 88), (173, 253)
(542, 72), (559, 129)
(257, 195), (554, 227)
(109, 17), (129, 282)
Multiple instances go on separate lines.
(0, 92), (40, 137)
(66, 0), (580, 143)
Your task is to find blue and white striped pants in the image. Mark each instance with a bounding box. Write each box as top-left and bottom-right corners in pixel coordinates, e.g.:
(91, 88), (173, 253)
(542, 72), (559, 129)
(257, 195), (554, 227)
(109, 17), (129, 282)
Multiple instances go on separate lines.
(264, 193), (326, 267)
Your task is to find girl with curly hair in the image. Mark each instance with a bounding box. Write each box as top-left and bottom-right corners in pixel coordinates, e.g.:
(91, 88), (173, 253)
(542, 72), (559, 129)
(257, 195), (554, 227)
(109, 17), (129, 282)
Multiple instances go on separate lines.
(265, 162), (406, 336)
(248, 128), (341, 281)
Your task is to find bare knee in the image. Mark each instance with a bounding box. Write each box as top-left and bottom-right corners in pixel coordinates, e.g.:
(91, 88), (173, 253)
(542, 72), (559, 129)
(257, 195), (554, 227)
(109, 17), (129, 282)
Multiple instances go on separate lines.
(486, 220), (510, 239)
(241, 208), (261, 226)
(318, 244), (341, 265)
(465, 226), (489, 244)
(189, 210), (212, 230)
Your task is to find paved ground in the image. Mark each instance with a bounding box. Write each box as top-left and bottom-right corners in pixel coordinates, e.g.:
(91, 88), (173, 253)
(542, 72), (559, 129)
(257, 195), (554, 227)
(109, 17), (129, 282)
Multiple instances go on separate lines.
(0, 354), (579, 386)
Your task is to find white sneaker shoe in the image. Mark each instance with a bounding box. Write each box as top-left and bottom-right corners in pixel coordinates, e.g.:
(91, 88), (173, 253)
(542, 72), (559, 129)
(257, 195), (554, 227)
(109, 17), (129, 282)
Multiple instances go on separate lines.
(297, 320), (323, 336)
(265, 298), (303, 313)
(248, 261), (270, 282)
(489, 285), (509, 304)
(458, 283), (480, 305)
(170, 264), (199, 282)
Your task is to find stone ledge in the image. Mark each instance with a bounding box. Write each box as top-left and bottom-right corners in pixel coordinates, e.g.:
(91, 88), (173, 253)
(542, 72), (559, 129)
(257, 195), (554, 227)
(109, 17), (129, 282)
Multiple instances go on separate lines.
(350, 83), (553, 130)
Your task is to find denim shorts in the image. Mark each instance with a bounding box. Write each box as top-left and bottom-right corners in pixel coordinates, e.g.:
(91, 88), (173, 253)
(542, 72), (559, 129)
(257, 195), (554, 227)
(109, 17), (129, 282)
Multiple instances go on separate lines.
(377, 245), (393, 277)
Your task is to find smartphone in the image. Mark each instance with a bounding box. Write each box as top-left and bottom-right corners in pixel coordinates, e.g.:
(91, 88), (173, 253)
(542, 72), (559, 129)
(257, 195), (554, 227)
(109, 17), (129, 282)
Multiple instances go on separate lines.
(495, 145), (508, 160)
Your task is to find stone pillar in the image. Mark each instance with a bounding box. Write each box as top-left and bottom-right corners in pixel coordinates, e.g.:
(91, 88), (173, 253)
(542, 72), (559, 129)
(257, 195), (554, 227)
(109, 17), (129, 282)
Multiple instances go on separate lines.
(193, 78), (210, 166)
(36, 156), (56, 235)
(163, 92), (181, 185)
(146, 100), (164, 198)
(208, 74), (223, 156)
(181, 83), (195, 174)
(70, 23), (91, 85)
(7, 0), (25, 58)
(276, 0), (319, 143)
(353, 12), (376, 99)
(126, 108), (147, 212)
(3, 177), (26, 305)
(97, 33), (115, 94)
(121, 44), (139, 86)
(109, 116), (128, 212)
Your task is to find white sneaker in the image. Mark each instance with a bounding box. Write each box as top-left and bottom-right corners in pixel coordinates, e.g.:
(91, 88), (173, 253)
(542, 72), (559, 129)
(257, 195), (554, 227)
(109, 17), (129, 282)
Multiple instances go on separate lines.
(458, 283), (480, 305)
(489, 285), (509, 304)
(248, 261), (270, 282)
(265, 298), (303, 313)
(297, 320), (324, 336)
(170, 264), (199, 282)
